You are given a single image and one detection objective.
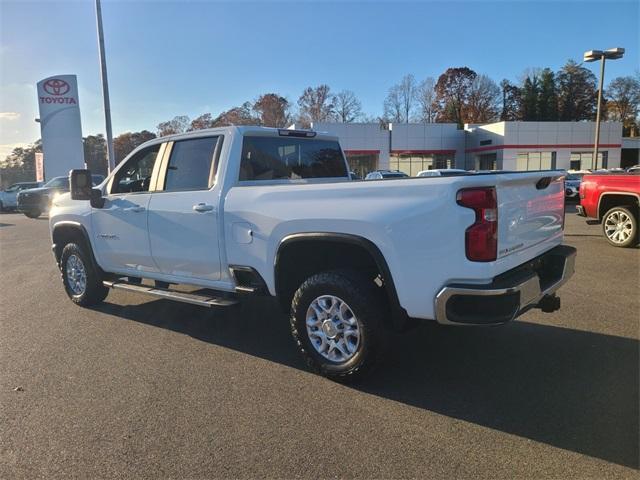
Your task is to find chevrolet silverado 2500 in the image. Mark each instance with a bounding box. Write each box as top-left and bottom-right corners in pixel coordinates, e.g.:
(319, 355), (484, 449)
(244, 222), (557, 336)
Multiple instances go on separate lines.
(49, 126), (576, 381)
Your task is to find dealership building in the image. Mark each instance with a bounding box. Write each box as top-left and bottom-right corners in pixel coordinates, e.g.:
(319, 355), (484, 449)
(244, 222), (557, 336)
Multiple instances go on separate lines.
(312, 121), (637, 177)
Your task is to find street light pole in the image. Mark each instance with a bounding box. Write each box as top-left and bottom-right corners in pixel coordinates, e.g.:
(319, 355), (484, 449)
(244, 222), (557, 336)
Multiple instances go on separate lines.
(95, 0), (115, 173)
(584, 48), (624, 170)
(593, 54), (606, 169)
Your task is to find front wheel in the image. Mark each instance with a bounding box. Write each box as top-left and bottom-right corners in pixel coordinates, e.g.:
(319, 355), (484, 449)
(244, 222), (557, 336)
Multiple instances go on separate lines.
(24, 210), (41, 219)
(602, 206), (638, 248)
(60, 243), (109, 306)
(290, 269), (386, 382)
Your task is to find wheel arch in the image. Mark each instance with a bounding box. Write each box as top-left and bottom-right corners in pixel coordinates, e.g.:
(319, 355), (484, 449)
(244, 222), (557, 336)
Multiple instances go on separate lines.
(597, 192), (640, 220)
(51, 221), (101, 272)
(274, 232), (408, 329)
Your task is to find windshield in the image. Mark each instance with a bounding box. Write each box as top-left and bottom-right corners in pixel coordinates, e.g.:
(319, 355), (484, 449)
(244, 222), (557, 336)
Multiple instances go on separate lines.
(44, 177), (69, 188)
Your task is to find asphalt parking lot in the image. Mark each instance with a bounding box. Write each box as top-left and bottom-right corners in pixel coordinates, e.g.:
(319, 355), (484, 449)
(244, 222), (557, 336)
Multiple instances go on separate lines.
(0, 207), (638, 479)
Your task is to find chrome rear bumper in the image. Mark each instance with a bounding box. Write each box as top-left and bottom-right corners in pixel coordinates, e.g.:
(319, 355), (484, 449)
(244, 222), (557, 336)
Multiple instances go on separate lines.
(435, 245), (576, 326)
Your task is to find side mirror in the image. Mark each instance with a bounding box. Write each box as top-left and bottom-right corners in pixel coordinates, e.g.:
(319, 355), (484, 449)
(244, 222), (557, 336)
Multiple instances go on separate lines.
(70, 169), (92, 200)
(69, 169), (105, 208)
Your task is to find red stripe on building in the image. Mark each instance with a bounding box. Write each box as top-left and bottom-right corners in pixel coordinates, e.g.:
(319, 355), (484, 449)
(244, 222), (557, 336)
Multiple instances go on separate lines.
(344, 149), (380, 155)
(465, 143), (622, 153)
(390, 149), (457, 155)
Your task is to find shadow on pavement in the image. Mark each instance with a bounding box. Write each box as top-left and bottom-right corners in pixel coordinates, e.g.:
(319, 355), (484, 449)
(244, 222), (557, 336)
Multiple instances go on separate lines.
(95, 296), (639, 469)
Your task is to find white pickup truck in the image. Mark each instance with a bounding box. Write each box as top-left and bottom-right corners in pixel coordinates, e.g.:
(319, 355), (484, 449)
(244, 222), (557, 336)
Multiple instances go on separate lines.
(50, 126), (576, 381)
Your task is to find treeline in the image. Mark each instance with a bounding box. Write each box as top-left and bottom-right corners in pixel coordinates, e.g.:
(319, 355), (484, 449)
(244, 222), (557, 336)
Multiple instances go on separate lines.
(2, 61), (638, 185)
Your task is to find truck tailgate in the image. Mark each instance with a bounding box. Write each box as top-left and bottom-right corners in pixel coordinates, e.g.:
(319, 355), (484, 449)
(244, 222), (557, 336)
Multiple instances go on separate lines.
(495, 172), (565, 259)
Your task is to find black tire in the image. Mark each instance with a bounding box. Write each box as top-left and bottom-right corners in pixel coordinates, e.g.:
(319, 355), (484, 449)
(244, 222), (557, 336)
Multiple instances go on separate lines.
(0, 201), (4, 212)
(290, 269), (386, 382)
(24, 210), (41, 219)
(60, 243), (109, 306)
(602, 206), (638, 248)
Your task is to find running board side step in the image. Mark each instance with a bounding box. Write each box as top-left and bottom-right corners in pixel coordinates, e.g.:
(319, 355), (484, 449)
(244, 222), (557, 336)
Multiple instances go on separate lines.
(103, 280), (238, 308)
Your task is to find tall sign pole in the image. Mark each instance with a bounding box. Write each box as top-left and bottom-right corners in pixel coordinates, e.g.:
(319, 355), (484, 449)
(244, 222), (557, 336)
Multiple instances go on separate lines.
(592, 54), (605, 170)
(95, 0), (115, 173)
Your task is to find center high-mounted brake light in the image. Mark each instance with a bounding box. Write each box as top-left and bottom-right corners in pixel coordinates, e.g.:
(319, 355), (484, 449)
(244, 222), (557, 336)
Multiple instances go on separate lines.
(456, 187), (498, 262)
(278, 129), (317, 138)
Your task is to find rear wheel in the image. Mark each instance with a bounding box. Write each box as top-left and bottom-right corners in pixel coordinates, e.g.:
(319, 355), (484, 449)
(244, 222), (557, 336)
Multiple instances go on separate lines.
(602, 206), (638, 248)
(60, 243), (109, 306)
(290, 269), (386, 382)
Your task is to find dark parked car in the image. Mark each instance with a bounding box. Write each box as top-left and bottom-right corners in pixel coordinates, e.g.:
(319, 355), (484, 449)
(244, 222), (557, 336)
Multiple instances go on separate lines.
(17, 174), (104, 218)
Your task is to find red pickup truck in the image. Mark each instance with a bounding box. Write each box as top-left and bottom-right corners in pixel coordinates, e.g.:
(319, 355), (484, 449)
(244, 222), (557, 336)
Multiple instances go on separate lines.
(577, 174), (640, 247)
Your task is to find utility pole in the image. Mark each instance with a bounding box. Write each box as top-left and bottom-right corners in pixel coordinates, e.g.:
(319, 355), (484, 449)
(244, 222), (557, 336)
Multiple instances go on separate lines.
(584, 48), (625, 170)
(593, 54), (605, 170)
(95, 0), (115, 173)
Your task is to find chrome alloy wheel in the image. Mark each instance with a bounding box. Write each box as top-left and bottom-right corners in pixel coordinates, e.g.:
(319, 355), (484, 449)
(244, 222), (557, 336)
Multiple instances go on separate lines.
(66, 254), (87, 296)
(604, 210), (634, 245)
(306, 295), (361, 363)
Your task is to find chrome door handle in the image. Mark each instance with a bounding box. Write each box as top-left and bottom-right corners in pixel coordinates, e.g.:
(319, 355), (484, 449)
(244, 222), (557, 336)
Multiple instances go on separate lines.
(124, 206), (145, 213)
(193, 203), (215, 213)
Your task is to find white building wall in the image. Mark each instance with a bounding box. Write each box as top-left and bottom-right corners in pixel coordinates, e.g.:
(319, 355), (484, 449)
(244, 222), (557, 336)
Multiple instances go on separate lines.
(313, 122), (390, 169)
(314, 121), (624, 173)
(391, 123), (465, 167)
(466, 121), (623, 170)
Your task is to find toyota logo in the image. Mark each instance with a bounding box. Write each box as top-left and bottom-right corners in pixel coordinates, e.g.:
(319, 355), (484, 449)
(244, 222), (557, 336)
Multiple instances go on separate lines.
(43, 78), (70, 96)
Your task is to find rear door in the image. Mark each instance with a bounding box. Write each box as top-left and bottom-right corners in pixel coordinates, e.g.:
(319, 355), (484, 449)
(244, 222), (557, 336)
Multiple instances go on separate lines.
(147, 135), (223, 282)
(495, 171), (565, 259)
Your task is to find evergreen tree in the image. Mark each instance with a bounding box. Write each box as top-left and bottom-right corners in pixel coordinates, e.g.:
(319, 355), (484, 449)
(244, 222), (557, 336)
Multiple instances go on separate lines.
(557, 60), (598, 121)
(521, 75), (539, 120)
(500, 79), (522, 121)
(537, 68), (559, 121)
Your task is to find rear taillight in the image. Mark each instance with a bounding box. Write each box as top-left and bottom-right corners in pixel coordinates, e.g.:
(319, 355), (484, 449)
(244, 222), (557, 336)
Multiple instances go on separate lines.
(457, 187), (497, 262)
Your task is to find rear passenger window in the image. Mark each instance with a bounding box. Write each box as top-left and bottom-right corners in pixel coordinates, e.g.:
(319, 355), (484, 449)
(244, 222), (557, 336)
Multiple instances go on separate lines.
(164, 137), (220, 191)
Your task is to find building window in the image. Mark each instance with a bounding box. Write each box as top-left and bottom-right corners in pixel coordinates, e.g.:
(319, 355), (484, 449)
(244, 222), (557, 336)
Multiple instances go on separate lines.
(570, 151), (608, 170)
(345, 152), (378, 178)
(389, 153), (453, 176)
(516, 152), (556, 171)
(477, 153), (497, 170)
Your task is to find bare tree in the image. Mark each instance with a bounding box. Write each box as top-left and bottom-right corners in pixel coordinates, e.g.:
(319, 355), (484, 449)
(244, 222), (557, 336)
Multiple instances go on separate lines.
(333, 90), (362, 123)
(297, 85), (335, 127)
(466, 74), (501, 123)
(383, 74), (417, 123)
(253, 93), (290, 127)
(416, 77), (437, 123)
(156, 115), (190, 137)
(383, 84), (404, 123)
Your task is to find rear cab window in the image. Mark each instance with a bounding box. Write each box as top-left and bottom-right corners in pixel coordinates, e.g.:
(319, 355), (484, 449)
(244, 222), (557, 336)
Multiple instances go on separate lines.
(239, 135), (348, 182)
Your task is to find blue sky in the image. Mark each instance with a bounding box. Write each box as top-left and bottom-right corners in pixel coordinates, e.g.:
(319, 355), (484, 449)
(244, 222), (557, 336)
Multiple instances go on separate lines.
(1, 0), (638, 158)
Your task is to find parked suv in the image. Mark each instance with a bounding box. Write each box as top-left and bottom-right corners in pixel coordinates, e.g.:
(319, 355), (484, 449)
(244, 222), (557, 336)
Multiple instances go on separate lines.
(18, 174), (104, 218)
(49, 127), (575, 381)
(0, 182), (42, 211)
